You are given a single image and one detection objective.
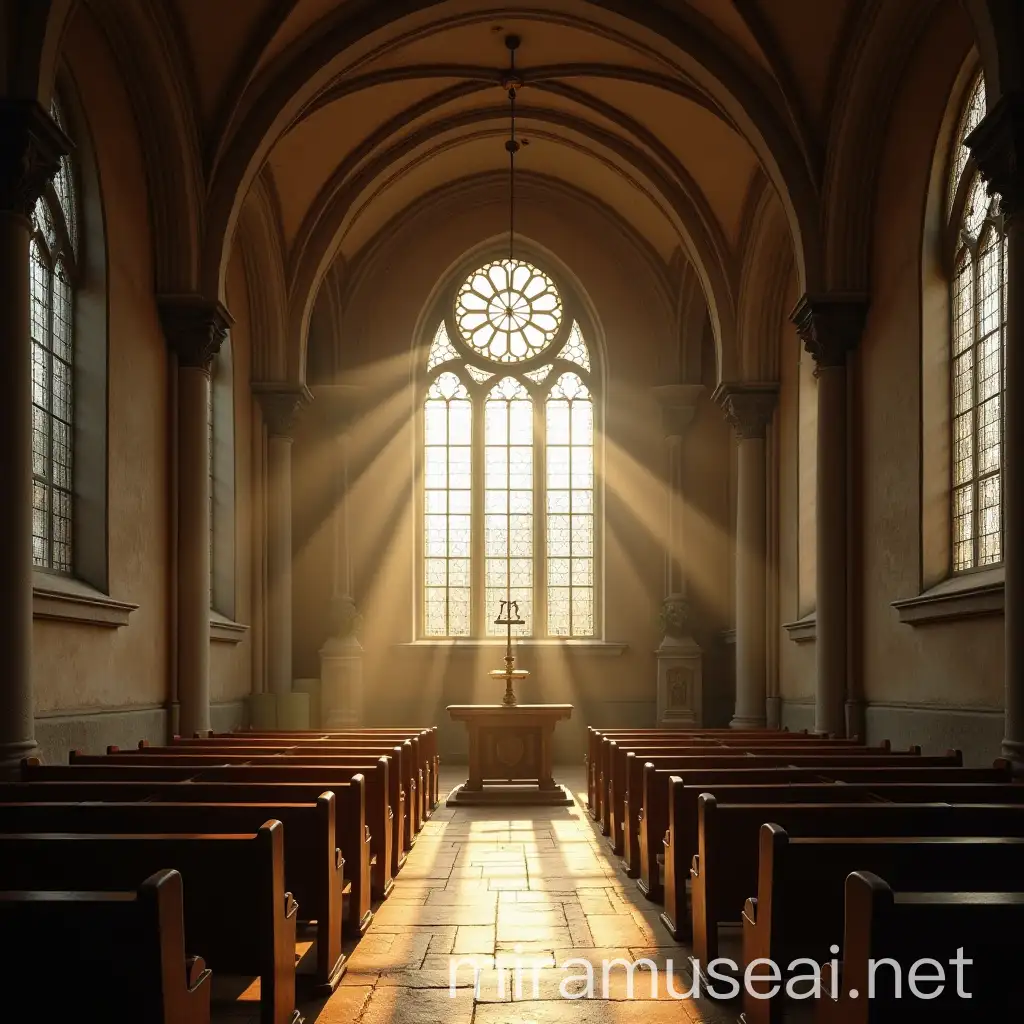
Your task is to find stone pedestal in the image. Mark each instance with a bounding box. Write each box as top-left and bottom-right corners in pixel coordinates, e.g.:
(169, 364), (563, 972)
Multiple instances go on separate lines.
(320, 635), (364, 729)
(655, 634), (703, 726)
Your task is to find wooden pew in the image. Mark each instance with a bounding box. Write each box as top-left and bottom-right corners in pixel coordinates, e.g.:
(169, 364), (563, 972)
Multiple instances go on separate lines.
(215, 727), (441, 810)
(203, 730), (435, 822)
(0, 868), (211, 1024)
(689, 795), (1024, 968)
(0, 796), (346, 992)
(660, 774), (1024, 939)
(741, 827), (1024, 1024)
(585, 727), (820, 817)
(118, 744), (401, 882)
(638, 753), (971, 901)
(142, 737), (419, 838)
(23, 759), (375, 935)
(67, 749), (392, 902)
(817, 871), (1024, 1021)
(222, 727), (440, 809)
(0, 822), (300, 1024)
(608, 739), (891, 859)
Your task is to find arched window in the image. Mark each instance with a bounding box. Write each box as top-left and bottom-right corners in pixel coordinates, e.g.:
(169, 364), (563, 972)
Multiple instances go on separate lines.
(947, 73), (1006, 573)
(31, 99), (78, 575)
(422, 259), (597, 637)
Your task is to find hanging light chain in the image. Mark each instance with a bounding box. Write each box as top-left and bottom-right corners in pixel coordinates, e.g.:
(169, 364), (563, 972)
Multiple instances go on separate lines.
(504, 34), (522, 267)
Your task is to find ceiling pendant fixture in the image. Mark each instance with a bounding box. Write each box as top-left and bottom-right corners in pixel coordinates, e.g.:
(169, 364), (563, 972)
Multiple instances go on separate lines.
(502, 33), (522, 265)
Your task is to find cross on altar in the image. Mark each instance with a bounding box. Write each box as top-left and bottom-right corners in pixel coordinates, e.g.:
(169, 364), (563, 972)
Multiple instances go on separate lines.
(492, 599), (528, 706)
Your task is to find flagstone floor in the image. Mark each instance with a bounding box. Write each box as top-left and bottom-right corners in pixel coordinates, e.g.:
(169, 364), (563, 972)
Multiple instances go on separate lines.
(302, 766), (734, 1024)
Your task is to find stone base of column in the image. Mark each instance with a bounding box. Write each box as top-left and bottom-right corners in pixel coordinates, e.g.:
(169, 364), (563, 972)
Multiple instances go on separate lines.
(729, 713), (767, 729)
(320, 636), (364, 729)
(765, 696), (782, 730)
(1001, 738), (1024, 775)
(0, 738), (38, 780)
(655, 636), (702, 727)
(167, 701), (180, 742)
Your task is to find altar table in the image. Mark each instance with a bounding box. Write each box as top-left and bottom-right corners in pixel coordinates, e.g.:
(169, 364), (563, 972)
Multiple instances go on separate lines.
(446, 703), (574, 806)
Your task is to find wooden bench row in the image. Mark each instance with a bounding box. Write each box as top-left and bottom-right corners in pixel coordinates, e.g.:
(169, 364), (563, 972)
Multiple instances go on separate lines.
(5, 724), (437, 1024)
(583, 726), (1024, 1019)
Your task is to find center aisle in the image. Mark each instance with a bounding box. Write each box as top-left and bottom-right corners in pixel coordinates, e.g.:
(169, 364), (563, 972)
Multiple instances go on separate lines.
(305, 767), (728, 1023)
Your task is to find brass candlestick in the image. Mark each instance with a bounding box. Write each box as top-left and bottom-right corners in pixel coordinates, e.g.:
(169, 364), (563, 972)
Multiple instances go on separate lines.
(491, 599), (528, 706)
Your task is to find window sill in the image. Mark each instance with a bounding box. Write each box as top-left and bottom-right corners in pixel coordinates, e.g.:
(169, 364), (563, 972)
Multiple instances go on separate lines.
(396, 639), (628, 656)
(32, 572), (137, 628)
(892, 569), (1004, 625)
(782, 614), (817, 643)
(211, 612), (249, 644)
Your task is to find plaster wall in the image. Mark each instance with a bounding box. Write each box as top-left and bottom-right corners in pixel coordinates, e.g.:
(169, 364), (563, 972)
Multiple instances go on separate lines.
(292, 190), (734, 760)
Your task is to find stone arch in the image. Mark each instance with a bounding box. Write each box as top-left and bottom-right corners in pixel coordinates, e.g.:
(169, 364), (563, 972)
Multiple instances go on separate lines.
(200, 1), (822, 316)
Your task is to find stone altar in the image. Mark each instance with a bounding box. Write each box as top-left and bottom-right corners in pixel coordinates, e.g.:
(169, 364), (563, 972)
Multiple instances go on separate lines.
(446, 703), (574, 805)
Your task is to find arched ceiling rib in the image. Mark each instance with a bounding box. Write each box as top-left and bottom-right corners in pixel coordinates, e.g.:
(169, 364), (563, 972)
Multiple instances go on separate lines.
(129, 0), (926, 382)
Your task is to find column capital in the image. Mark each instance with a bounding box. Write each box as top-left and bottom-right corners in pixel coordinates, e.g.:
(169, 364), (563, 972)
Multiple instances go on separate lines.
(158, 296), (232, 371)
(713, 381), (778, 439)
(255, 383), (313, 439)
(966, 92), (1024, 220)
(0, 99), (72, 219)
(790, 293), (868, 368)
(651, 383), (704, 438)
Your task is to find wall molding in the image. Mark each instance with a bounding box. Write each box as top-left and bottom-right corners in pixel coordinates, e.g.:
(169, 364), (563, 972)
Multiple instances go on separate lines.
(211, 611), (250, 644)
(32, 572), (137, 628)
(892, 569), (1004, 625)
(782, 613), (817, 643)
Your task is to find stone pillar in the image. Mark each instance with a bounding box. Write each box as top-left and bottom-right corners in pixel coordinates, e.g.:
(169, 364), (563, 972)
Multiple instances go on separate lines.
(716, 383), (778, 729)
(254, 384), (311, 729)
(0, 101), (69, 773)
(652, 384), (704, 727)
(791, 295), (867, 737)
(316, 386), (365, 728)
(159, 297), (231, 739)
(968, 96), (1024, 769)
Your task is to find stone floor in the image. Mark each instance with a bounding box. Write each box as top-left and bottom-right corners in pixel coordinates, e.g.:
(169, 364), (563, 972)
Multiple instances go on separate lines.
(296, 766), (734, 1024)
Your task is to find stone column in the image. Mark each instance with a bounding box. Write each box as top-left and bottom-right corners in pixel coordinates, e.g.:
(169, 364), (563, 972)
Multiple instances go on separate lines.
(716, 383), (778, 729)
(968, 96), (1024, 769)
(254, 384), (311, 729)
(0, 101), (69, 773)
(652, 384), (704, 726)
(318, 388), (365, 728)
(159, 297), (230, 739)
(791, 296), (867, 737)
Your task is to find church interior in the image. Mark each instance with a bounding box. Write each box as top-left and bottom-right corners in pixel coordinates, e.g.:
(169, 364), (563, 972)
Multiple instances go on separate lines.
(2, 0), (1024, 1020)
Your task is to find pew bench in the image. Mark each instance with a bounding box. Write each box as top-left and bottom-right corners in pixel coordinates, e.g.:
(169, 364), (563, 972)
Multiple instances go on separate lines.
(0, 796), (347, 992)
(689, 796), (1024, 969)
(659, 774), (1024, 938)
(817, 871), (1024, 1021)
(741, 827), (1024, 1024)
(23, 759), (376, 934)
(0, 823), (300, 1024)
(0, 868), (211, 1024)
(637, 754), (976, 902)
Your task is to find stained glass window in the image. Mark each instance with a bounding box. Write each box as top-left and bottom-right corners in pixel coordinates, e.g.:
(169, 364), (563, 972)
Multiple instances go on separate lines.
(485, 377), (533, 636)
(31, 99), (77, 574)
(948, 73), (1006, 573)
(424, 372), (472, 636)
(546, 373), (594, 636)
(422, 259), (597, 637)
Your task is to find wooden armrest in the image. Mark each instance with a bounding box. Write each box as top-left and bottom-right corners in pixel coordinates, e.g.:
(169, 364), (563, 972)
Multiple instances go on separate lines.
(691, 854), (699, 874)
(744, 897), (758, 923)
(284, 892), (299, 919)
(186, 955), (208, 989)
(335, 848), (344, 871)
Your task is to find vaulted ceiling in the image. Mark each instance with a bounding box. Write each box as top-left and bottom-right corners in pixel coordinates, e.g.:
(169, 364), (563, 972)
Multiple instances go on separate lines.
(80, 0), (947, 378)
